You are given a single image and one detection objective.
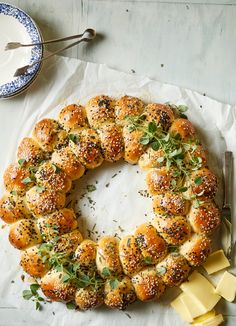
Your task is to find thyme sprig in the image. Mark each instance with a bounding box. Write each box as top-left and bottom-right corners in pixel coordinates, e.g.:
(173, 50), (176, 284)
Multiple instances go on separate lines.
(125, 108), (203, 184)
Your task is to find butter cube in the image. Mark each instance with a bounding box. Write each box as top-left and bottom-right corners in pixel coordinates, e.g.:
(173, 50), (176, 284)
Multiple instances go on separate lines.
(203, 250), (230, 275)
(180, 293), (206, 318)
(215, 271), (236, 302)
(192, 314), (224, 326)
(171, 294), (193, 322)
(180, 271), (221, 312)
(192, 310), (216, 323)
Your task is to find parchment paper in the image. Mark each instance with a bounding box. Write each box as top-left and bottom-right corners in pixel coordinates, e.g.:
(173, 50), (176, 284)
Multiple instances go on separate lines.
(0, 56), (235, 326)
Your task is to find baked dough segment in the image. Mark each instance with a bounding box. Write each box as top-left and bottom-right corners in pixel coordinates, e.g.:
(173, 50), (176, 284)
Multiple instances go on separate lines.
(131, 267), (166, 301)
(59, 104), (88, 131)
(134, 223), (167, 264)
(156, 253), (191, 287)
(104, 276), (136, 310)
(33, 118), (68, 153)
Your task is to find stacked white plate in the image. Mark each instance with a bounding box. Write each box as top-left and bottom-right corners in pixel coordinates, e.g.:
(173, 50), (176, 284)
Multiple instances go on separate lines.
(0, 2), (43, 98)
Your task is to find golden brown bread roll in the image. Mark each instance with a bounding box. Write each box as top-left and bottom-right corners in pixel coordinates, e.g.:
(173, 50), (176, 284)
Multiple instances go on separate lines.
(134, 223), (167, 264)
(17, 137), (45, 166)
(0, 193), (29, 224)
(26, 186), (66, 217)
(96, 236), (123, 278)
(97, 124), (124, 162)
(51, 146), (85, 180)
(188, 201), (221, 235)
(115, 95), (144, 125)
(74, 239), (97, 273)
(69, 128), (103, 169)
(3, 163), (34, 195)
(40, 269), (76, 302)
(20, 245), (49, 278)
(58, 104), (88, 131)
(37, 208), (78, 241)
(139, 148), (165, 170)
(9, 219), (42, 250)
(185, 168), (217, 200)
(143, 103), (175, 130)
(35, 161), (72, 193)
(152, 192), (190, 216)
(156, 253), (191, 287)
(75, 285), (104, 310)
(123, 127), (146, 164)
(53, 229), (83, 255)
(131, 267), (166, 301)
(169, 118), (196, 140)
(152, 215), (191, 245)
(179, 233), (211, 266)
(146, 167), (181, 196)
(104, 276), (136, 310)
(119, 235), (144, 276)
(85, 95), (115, 128)
(32, 118), (67, 152)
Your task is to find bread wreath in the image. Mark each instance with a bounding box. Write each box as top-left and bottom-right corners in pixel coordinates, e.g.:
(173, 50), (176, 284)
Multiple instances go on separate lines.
(0, 95), (220, 311)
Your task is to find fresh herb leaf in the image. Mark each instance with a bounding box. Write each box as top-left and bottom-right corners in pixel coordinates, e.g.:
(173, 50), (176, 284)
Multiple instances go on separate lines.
(144, 256), (152, 265)
(22, 290), (33, 300)
(194, 176), (203, 185)
(139, 133), (150, 145)
(18, 158), (26, 167)
(30, 283), (40, 295)
(178, 105), (188, 113)
(102, 267), (111, 277)
(35, 185), (45, 193)
(148, 122), (157, 133)
(52, 163), (61, 174)
(22, 177), (33, 184)
(69, 134), (80, 144)
(66, 302), (76, 310)
(35, 301), (42, 311)
(86, 184), (96, 192)
(62, 273), (71, 283)
(156, 157), (164, 163)
(156, 266), (167, 276)
(10, 190), (17, 196)
(110, 278), (119, 289)
(150, 141), (160, 151)
(178, 187), (188, 193)
(168, 245), (179, 253)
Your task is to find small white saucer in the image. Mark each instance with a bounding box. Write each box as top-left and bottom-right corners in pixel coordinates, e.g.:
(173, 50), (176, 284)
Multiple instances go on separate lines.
(0, 3), (43, 98)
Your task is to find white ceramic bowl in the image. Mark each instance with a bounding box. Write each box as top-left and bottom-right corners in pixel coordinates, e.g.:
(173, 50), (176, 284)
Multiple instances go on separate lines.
(0, 2), (43, 98)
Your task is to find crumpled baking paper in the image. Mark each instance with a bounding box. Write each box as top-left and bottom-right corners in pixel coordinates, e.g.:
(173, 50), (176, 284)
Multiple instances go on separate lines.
(0, 56), (235, 326)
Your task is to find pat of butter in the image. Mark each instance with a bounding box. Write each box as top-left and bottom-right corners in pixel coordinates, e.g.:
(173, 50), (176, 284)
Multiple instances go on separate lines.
(192, 314), (224, 326)
(215, 271), (236, 302)
(203, 250), (230, 274)
(171, 294), (193, 322)
(192, 310), (216, 323)
(180, 271), (221, 312)
(180, 293), (206, 318)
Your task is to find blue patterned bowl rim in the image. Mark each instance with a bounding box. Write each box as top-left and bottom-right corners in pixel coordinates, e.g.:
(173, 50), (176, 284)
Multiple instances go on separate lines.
(0, 2), (43, 98)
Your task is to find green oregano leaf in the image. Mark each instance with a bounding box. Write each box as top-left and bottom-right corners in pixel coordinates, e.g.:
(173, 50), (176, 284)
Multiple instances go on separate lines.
(22, 177), (33, 184)
(18, 158), (26, 167)
(109, 278), (119, 289)
(52, 163), (61, 174)
(102, 267), (111, 277)
(194, 176), (203, 185)
(66, 302), (76, 310)
(35, 185), (45, 193)
(69, 134), (80, 144)
(139, 134), (150, 145)
(144, 256), (152, 265)
(156, 266), (167, 276)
